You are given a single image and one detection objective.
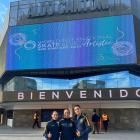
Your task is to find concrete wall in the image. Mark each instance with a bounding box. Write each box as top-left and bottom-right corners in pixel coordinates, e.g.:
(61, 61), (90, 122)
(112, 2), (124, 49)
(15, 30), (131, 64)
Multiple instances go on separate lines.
(10, 108), (140, 130)
(13, 110), (41, 127)
(134, 109), (140, 130)
(100, 109), (140, 130)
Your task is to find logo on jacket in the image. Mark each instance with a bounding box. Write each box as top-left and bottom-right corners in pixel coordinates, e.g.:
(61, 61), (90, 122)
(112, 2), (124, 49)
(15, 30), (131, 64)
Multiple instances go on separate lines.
(61, 124), (64, 125)
(80, 119), (83, 123)
(70, 123), (73, 127)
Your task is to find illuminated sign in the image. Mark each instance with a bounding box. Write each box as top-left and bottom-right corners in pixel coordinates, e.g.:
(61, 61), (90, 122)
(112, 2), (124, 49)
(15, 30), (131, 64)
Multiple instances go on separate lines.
(6, 15), (136, 70)
(2, 88), (140, 102)
(27, 0), (109, 18)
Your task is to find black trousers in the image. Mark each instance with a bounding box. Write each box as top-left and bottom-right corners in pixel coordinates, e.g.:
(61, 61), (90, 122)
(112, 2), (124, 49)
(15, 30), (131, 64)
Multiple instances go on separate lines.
(93, 122), (99, 133)
(33, 119), (40, 128)
(103, 121), (108, 132)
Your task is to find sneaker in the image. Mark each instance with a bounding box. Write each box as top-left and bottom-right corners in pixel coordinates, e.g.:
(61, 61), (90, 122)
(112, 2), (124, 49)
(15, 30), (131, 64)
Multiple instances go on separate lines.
(92, 132), (95, 134)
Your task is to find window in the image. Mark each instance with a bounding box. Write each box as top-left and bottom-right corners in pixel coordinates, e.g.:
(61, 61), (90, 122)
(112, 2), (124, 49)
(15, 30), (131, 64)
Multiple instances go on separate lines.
(4, 71), (140, 91)
(106, 79), (117, 88)
(7, 110), (13, 119)
(15, 86), (18, 91)
(15, 78), (19, 83)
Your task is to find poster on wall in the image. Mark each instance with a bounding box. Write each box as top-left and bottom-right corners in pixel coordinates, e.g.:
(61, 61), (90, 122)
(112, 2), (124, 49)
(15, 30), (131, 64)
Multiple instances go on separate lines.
(6, 14), (137, 70)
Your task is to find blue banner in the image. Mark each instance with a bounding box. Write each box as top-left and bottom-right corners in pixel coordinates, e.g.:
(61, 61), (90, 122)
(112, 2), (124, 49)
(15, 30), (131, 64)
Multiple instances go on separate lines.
(6, 15), (137, 70)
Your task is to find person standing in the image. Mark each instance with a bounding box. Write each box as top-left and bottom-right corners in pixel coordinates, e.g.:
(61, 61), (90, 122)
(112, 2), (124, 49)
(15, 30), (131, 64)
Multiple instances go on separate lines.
(32, 111), (40, 128)
(43, 111), (60, 140)
(102, 112), (109, 132)
(92, 111), (100, 134)
(84, 113), (88, 118)
(73, 105), (92, 140)
(59, 109), (75, 140)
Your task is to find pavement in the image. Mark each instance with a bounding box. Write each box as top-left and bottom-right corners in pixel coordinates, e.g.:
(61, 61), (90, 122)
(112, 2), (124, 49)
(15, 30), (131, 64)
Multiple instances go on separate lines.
(0, 124), (140, 140)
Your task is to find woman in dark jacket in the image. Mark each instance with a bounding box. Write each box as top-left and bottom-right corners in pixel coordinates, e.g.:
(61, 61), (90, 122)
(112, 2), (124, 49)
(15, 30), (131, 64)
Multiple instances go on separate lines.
(43, 111), (59, 140)
(59, 109), (75, 140)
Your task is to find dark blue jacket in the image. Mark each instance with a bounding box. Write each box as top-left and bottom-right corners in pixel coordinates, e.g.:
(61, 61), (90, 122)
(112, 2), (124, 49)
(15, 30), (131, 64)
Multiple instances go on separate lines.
(43, 119), (59, 140)
(59, 118), (75, 140)
(92, 114), (100, 122)
(73, 115), (92, 140)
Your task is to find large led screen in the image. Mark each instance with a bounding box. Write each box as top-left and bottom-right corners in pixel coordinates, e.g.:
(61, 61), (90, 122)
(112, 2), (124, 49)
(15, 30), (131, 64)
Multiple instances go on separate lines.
(6, 15), (137, 70)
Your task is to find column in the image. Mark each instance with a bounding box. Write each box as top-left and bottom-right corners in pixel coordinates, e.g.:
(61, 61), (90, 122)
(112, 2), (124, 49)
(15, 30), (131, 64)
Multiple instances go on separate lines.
(68, 104), (73, 117)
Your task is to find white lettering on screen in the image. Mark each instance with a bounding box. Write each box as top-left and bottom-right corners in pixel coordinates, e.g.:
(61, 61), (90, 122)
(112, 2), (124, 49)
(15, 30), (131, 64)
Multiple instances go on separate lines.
(80, 90), (87, 98)
(39, 92), (45, 99)
(94, 90), (102, 98)
(136, 89), (140, 97)
(66, 91), (73, 98)
(18, 92), (24, 100)
(52, 91), (59, 99)
(120, 90), (128, 98)
(109, 90), (112, 98)
(31, 92), (33, 99)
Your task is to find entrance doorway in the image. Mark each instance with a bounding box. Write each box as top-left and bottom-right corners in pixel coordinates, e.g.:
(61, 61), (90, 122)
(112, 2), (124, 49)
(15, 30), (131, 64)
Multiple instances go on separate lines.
(81, 109), (100, 117)
(80, 108), (100, 131)
(41, 109), (64, 122)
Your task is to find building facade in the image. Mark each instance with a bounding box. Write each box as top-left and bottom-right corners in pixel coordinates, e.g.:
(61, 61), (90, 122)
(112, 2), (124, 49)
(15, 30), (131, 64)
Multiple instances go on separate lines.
(0, 0), (140, 130)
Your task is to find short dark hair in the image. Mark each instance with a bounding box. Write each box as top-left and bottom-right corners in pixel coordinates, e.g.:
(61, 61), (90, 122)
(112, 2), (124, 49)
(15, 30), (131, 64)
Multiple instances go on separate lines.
(36, 111), (38, 113)
(74, 105), (81, 109)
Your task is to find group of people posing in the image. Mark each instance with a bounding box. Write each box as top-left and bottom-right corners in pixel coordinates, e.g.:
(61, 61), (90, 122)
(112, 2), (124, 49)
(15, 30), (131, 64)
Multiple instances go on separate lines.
(43, 105), (92, 140)
(31, 104), (109, 140)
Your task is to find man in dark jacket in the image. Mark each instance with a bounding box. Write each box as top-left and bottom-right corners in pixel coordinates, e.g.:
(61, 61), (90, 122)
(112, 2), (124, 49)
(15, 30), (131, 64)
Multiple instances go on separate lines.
(92, 111), (100, 134)
(32, 111), (40, 128)
(73, 105), (92, 140)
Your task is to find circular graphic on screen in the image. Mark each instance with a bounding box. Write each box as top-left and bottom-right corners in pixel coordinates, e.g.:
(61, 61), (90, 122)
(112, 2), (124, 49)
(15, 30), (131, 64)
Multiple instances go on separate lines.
(112, 41), (134, 56)
(9, 33), (26, 46)
(24, 41), (36, 50)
